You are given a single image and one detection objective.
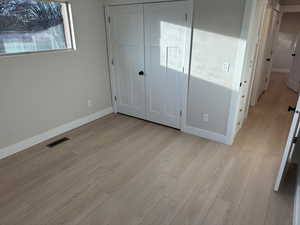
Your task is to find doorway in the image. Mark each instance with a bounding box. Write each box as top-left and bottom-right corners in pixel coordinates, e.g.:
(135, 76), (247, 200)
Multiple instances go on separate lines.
(250, 5), (281, 106)
(242, 1), (300, 195)
(250, 9), (300, 106)
(272, 12), (300, 92)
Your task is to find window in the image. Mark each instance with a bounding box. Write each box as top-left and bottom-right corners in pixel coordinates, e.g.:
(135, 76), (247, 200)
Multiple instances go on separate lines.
(0, 0), (76, 56)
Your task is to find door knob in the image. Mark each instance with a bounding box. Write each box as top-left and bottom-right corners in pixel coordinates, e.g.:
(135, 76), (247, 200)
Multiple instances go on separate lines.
(138, 71), (144, 76)
(292, 54), (296, 57)
(266, 58), (271, 61)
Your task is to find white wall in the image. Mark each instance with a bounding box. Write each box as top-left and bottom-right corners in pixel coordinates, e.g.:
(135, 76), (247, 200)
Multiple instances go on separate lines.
(0, 0), (112, 150)
(186, 0), (246, 137)
(273, 12), (300, 73)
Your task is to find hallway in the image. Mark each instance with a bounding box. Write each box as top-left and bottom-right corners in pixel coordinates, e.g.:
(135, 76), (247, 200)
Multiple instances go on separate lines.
(250, 72), (298, 122)
(0, 73), (298, 225)
(230, 71), (298, 225)
(242, 72), (298, 159)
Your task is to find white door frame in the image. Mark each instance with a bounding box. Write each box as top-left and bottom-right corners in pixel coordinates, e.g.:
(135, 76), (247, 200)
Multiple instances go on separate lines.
(250, 4), (274, 106)
(246, 0), (268, 112)
(246, 0), (284, 108)
(104, 0), (193, 130)
(265, 9), (281, 89)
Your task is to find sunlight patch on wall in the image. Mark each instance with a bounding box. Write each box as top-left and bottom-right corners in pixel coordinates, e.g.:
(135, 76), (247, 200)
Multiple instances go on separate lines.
(159, 21), (187, 72)
(190, 29), (243, 90)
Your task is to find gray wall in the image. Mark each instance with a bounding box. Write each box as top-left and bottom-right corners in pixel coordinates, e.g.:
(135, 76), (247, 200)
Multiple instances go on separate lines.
(187, 0), (245, 135)
(273, 12), (300, 72)
(0, 0), (248, 149)
(0, 0), (112, 149)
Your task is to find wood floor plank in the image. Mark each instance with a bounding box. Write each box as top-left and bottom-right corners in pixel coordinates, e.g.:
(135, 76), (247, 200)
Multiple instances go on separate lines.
(264, 166), (296, 225)
(0, 73), (297, 225)
(202, 198), (232, 225)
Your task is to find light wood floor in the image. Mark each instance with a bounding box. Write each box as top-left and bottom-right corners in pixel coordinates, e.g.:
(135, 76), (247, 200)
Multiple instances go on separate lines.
(0, 73), (298, 225)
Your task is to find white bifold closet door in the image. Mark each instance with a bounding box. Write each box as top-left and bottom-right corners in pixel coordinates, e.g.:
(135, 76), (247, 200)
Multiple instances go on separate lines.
(110, 5), (146, 119)
(110, 1), (188, 129)
(144, 2), (188, 129)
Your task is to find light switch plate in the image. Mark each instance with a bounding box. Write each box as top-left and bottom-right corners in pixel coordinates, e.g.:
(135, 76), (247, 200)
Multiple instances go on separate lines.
(203, 113), (209, 122)
(88, 100), (93, 108)
(223, 62), (230, 73)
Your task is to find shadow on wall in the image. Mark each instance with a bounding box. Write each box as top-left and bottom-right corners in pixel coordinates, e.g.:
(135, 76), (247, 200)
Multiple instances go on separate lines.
(186, 0), (246, 135)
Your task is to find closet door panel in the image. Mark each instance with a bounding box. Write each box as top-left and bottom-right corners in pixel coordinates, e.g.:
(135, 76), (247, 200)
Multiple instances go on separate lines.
(144, 2), (188, 128)
(110, 5), (146, 119)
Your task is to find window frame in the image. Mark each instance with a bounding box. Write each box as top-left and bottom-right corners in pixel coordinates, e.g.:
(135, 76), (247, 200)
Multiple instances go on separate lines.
(0, 0), (76, 58)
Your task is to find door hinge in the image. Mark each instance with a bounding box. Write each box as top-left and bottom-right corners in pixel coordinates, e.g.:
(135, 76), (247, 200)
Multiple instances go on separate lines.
(108, 16), (111, 24)
(293, 136), (298, 144)
(185, 13), (188, 22)
(240, 82), (242, 87)
(111, 58), (114, 65)
(114, 96), (117, 102)
(180, 111), (182, 117)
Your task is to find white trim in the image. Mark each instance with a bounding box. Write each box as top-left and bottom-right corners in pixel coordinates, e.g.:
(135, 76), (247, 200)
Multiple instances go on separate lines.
(287, 79), (300, 92)
(179, 0), (194, 131)
(227, 90), (241, 145)
(251, 4), (273, 106)
(226, 0), (257, 145)
(294, 166), (300, 225)
(241, 0), (262, 126)
(226, 37), (248, 145)
(272, 68), (290, 73)
(183, 126), (228, 144)
(104, 7), (118, 113)
(105, 0), (187, 6)
(247, 0), (269, 107)
(281, 5), (300, 13)
(0, 107), (113, 160)
(67, 3), (77, 51)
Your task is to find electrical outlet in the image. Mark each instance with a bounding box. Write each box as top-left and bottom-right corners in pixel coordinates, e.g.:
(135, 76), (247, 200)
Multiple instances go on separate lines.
(203, 113), (209, 122)
(223, 62), (230, 73)
(88, 100), (93, 108)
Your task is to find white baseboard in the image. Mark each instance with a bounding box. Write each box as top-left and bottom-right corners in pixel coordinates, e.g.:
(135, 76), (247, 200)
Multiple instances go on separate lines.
(287, 80), (300, 93)
(0, 107), (113, 160)
(182, 126), (229, 145)
(294, 166), (300, 225)
(272, 68), (290, 73)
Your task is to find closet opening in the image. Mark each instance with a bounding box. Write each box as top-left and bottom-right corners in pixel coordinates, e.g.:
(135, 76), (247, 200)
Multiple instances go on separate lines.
(105, 0), (193, 130)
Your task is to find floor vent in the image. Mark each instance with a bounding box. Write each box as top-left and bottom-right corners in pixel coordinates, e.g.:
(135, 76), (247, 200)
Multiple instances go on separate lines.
(47, 137), (70, 148)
